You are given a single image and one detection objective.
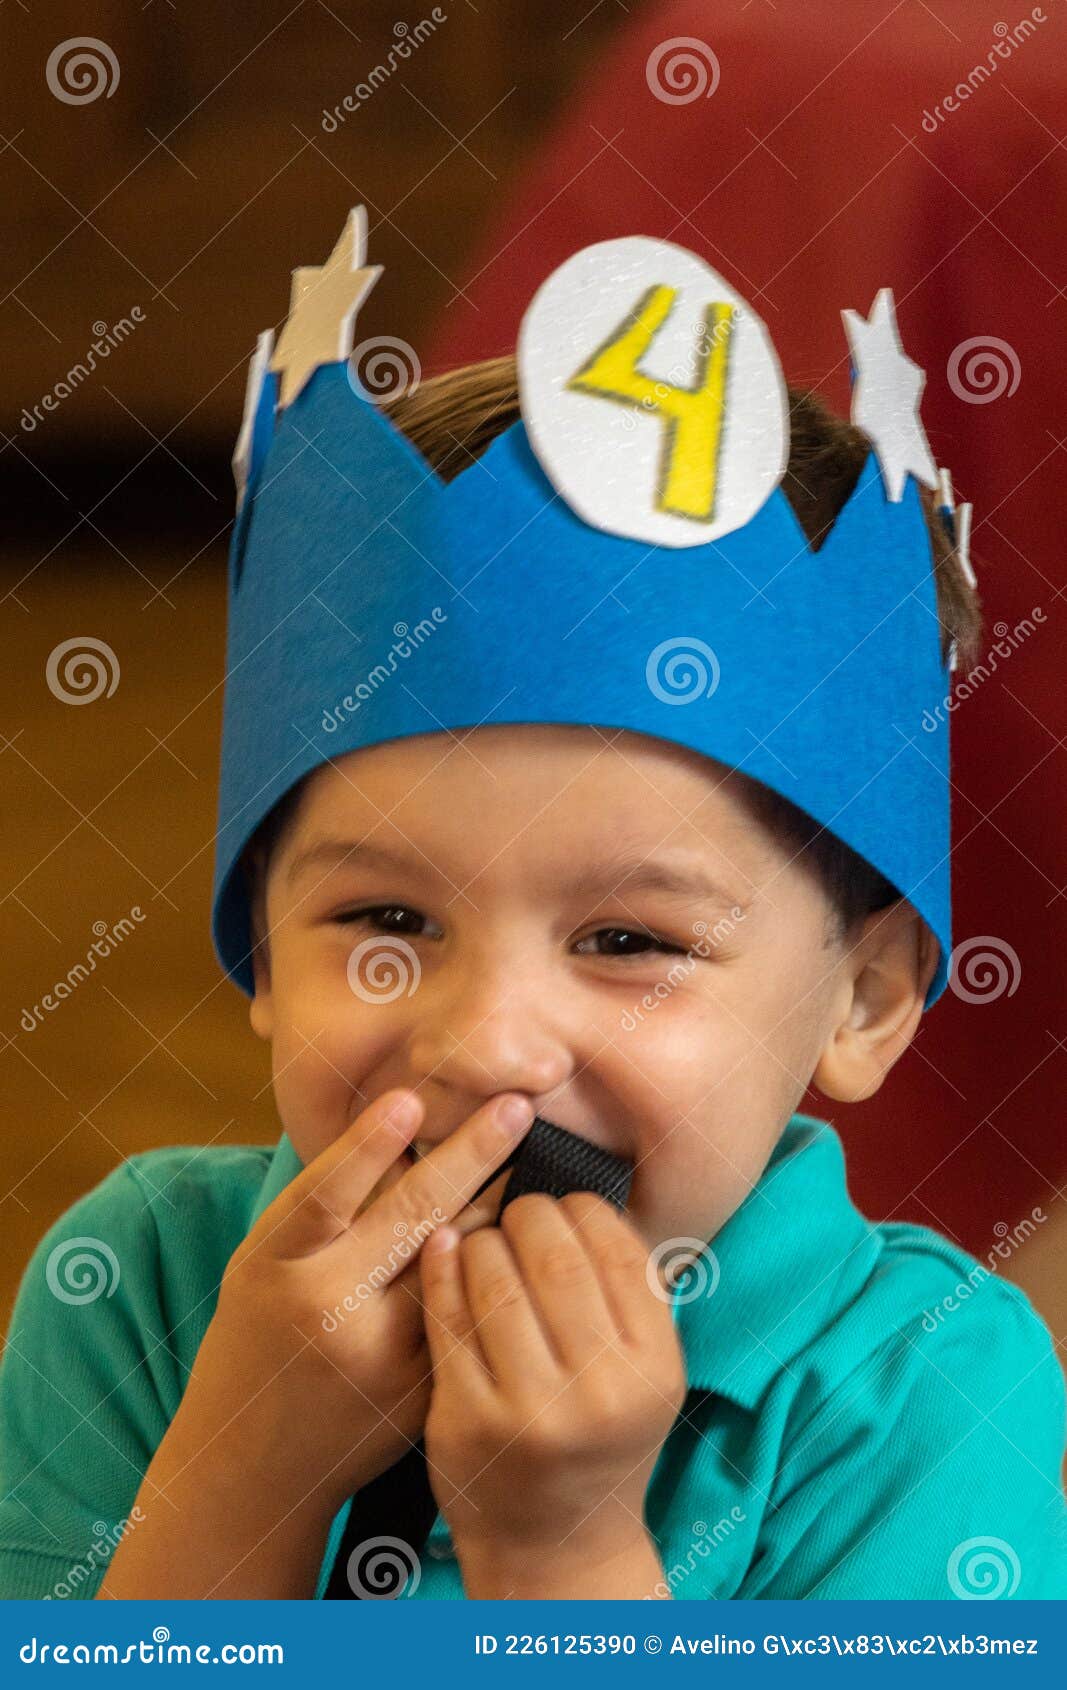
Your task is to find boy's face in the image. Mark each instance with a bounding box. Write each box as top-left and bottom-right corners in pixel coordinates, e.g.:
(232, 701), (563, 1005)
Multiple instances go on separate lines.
(248, 725), (861, 1252)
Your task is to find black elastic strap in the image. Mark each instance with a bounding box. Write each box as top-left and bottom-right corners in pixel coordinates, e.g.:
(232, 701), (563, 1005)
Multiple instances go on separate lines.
(323, 1116), (633, 1598)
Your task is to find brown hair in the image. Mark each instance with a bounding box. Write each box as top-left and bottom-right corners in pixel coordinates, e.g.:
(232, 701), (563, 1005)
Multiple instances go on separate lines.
(246, 355), (983, 946)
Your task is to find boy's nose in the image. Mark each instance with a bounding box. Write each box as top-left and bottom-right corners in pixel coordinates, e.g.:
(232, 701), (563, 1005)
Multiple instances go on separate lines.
(404, 969), (573, 1105)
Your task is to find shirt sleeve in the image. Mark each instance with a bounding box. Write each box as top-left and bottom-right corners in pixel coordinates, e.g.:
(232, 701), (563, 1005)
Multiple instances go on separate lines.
(0, 1163), (175, 1599)
(734, 1277), (1067, 1600)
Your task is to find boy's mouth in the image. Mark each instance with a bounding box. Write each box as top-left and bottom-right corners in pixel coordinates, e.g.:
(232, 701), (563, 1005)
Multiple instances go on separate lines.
(410, 1118), (633, 1215)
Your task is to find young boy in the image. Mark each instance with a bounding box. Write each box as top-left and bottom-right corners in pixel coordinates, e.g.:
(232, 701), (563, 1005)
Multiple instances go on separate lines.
(1, 214), (1064, 1601)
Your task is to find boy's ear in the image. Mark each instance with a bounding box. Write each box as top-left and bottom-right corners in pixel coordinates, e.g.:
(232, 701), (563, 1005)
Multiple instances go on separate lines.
(246, 851), (273, 1043)
(811, 901), (939, 1104)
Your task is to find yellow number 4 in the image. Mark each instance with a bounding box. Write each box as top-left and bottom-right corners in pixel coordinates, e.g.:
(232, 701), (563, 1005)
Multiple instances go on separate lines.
(567, 284), (734, 523)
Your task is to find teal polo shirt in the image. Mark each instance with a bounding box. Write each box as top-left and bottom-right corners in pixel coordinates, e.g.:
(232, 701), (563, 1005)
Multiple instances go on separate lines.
(1, 1113), (1065, 1600)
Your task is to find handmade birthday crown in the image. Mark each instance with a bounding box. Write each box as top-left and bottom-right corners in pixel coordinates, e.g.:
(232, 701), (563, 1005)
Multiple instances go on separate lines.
(213, 207), (972, 1008)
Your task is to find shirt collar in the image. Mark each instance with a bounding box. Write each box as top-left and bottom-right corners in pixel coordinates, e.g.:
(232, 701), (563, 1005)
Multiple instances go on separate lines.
(672, 1112), (878, 1409)
(248, 1129), (305, 1228)
(245, 1114), (874, 1413)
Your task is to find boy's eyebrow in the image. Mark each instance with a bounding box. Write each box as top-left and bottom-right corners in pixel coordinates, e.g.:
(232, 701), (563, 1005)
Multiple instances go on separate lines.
(286, 835), (749, 909)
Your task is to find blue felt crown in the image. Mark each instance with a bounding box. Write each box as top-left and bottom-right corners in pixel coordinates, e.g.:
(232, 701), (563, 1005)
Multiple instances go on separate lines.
(212, 242), (955, 1009)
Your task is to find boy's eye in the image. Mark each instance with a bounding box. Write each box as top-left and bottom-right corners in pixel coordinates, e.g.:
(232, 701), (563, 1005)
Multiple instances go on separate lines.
(332, 908), (684, 960)
(575, 927), (684, 959)
(334, 904), (434, 936)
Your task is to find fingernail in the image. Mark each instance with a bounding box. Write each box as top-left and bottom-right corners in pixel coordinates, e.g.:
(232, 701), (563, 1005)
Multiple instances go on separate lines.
(497, 1094), (534, 1132)
(429, 1224), (458, 1251)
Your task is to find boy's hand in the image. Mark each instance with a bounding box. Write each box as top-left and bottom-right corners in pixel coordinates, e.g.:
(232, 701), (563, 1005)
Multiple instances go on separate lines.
(178, 1088), (534, 1516)
(419, 1190), (687, 1580)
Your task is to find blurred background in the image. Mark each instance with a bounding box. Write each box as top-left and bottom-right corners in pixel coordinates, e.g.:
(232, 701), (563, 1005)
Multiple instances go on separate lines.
(2, 2), (1065, 1390)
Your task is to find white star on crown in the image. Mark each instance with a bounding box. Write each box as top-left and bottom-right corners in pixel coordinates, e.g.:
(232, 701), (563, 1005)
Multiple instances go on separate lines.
(842, 288), (938, 502)
(269, 205), (383, 409)
(232, 327), (275, 513)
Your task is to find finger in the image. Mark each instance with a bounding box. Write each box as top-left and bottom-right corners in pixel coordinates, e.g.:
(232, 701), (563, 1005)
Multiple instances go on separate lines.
(351, 1094), (534, 1280)
(262, 1088), (425, 1258)
(500, 1193), (622, 1370)
(553, 1190), (656, 1344)
(459, 1221), (562, 1389)
(419, 1226), (493, 1395)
